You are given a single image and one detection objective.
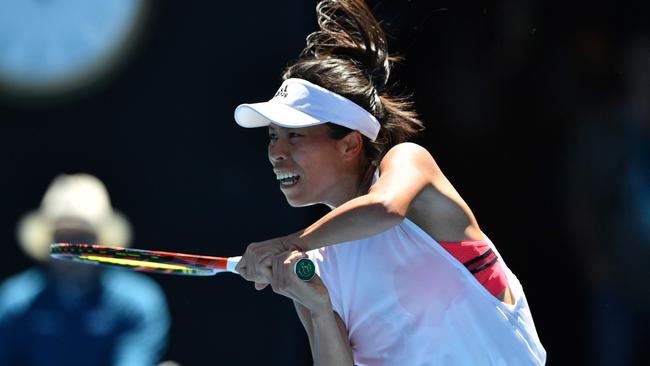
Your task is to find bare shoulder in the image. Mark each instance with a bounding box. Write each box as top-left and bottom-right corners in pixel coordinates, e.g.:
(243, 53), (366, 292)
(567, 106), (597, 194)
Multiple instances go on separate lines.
(382, 142), (433, 162)
(379, 142), (441, 178)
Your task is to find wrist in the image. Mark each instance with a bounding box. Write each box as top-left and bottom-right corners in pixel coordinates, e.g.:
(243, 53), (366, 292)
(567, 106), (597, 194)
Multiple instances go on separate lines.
(309, 302), (334, 320)
(285, 230), (309, 251)
(308, 290), (333, 315)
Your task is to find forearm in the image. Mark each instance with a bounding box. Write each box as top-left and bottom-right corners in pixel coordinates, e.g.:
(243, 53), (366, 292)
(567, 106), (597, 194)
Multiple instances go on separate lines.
(293, 301), (317, 358)
(296, 193), (404, 251)
(310, 310), (354, 366)
(293, 301), (354, 366)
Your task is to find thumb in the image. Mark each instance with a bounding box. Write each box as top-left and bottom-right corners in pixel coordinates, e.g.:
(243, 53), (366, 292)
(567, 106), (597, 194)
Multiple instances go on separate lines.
(254, 282), (269, 291)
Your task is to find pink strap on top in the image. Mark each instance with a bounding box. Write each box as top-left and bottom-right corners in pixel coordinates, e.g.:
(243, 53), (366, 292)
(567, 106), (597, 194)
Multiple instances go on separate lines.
(437, 240), (508, 298)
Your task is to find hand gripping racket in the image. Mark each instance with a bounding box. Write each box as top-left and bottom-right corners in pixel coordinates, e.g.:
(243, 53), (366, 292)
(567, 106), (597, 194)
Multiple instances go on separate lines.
(50, 243), (316, 281)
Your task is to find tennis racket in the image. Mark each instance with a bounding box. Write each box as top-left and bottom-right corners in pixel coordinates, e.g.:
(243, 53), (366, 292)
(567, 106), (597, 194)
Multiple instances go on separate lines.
(50, 243), (316, 281)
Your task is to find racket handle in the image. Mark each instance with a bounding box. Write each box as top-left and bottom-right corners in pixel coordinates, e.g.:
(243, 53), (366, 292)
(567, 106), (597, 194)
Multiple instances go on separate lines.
(226, 256), (241, 273)
(226, 256), (315, 282)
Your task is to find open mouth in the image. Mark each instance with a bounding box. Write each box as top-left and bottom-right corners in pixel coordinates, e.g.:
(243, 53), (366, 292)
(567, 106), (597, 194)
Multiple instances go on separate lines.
(276, 172), (300, 188)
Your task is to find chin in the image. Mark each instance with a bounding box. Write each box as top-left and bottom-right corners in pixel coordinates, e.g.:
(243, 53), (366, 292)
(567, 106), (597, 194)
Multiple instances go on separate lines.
(285, 198), (314, 208)
(283, 193), (317, 208)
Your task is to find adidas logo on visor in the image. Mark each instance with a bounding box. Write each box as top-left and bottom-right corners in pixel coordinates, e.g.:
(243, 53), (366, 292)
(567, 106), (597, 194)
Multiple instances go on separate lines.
(274, 85), (289, 98)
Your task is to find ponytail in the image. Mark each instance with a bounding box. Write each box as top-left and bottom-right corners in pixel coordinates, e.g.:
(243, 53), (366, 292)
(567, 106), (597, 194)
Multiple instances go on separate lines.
(283, 0), (424, 165)
(304, 0), (391, 89)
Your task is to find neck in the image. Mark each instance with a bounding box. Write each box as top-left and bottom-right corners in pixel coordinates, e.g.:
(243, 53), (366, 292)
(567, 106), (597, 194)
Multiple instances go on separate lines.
(355, 161), (375, 196)
(326, 160), (374, 209)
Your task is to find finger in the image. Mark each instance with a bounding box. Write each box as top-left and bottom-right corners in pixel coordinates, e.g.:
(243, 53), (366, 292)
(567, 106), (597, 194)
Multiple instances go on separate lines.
(236, 263), (252, 281)
(257, 261), (273, 284)
(245, 251), (271, 283)
(271, 253), (285, 295)
(285, 251), (310, 284)
(285, 250), (305, 264)
(236, 247), (255, 281)
(258, 254), (275, 267)
(270, 255), (278, 294)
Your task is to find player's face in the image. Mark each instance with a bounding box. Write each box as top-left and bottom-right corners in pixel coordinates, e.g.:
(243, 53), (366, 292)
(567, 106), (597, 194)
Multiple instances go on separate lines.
(268, 124), (348, 207)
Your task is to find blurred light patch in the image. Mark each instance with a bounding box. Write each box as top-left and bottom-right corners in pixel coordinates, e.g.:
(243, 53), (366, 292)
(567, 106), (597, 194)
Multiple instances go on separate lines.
(0, 0), (151, 101)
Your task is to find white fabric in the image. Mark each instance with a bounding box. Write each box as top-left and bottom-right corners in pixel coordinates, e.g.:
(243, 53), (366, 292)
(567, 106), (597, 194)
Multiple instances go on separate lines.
(234, 78), (381, 141)
(307, 220), (546, 365)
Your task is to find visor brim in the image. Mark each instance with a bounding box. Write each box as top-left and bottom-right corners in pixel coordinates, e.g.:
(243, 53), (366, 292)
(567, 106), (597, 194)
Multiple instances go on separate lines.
(234, 102), (326, 129)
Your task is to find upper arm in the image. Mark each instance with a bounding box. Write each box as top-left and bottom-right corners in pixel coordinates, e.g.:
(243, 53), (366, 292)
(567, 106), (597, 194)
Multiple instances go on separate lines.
(369, 143), (441, 217)
(370, 143), (481, 241)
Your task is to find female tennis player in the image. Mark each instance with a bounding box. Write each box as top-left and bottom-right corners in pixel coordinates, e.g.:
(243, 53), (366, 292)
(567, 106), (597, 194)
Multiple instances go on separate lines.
(234, 1), (546, 365)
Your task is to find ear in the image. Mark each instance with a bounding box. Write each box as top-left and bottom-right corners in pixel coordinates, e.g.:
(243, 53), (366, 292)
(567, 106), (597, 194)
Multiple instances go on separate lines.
(337, 131), (364, 161)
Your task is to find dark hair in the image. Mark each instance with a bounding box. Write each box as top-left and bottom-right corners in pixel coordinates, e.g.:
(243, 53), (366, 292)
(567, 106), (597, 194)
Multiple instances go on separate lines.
(282, 0), (424, 166)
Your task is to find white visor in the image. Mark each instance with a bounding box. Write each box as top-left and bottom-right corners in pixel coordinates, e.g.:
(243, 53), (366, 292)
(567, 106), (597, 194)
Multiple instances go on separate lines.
(234, 78), (380, 141)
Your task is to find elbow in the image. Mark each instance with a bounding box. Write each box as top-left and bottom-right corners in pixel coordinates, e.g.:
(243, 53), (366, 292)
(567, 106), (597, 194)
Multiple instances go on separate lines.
(368, 193), (407, 228)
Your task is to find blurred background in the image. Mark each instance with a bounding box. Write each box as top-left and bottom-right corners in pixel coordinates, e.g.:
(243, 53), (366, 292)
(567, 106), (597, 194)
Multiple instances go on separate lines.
(0, 0), (648, 364)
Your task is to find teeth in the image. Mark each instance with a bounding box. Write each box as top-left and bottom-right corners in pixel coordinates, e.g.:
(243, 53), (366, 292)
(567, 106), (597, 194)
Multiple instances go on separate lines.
(276, 172), (299, 180)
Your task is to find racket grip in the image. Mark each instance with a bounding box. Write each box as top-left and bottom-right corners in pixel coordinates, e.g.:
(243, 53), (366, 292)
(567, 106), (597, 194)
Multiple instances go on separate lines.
(227, 256), (315, 282)
(226, 256), (241, 273)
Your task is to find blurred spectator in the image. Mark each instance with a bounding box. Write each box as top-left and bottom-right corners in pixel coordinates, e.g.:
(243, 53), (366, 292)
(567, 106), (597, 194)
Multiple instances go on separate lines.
(564, 36), (650, 365)
(0, 174), (171, 366)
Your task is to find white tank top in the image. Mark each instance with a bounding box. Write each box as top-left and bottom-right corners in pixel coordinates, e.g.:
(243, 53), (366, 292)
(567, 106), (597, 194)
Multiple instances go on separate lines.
(307, 219), (547, 365)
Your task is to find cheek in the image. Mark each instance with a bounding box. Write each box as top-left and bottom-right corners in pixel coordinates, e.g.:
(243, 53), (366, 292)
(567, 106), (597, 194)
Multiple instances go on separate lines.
(292, 145), (317, 167)
(301, 152), (342, 188)
(295, 145), (335, 171)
